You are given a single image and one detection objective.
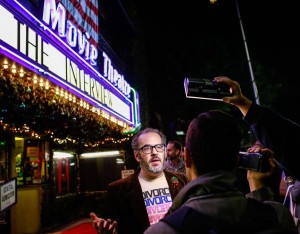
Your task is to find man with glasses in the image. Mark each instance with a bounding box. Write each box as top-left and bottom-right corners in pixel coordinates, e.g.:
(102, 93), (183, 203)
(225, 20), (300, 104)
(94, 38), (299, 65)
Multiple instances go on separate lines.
(90, 128), (188, 234)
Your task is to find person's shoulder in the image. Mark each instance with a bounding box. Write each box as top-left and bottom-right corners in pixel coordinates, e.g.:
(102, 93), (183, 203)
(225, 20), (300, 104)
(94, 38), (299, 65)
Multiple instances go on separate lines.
(246, 198), (297, 232)
(263, 200), (295, 224)
(108, 171), (138, 188)
(164, 169), (184, 178)
(261, 200), (292, 218)
(164, 170), (189, 184)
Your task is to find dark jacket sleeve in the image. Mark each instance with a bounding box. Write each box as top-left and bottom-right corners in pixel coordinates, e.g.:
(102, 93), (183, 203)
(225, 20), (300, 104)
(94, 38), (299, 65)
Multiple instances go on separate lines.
(105, 173), (151, 234)
(244, 103), (300, 180)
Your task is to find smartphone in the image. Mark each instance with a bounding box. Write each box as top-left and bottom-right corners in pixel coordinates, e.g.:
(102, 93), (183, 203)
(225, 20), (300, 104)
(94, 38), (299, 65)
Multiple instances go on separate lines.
(184, 77), (232, 101)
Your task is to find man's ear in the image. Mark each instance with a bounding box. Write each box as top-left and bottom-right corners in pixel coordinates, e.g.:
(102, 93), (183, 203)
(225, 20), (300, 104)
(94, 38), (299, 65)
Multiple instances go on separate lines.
(134, 151), (140, 162)
(184, 147), (192, 168)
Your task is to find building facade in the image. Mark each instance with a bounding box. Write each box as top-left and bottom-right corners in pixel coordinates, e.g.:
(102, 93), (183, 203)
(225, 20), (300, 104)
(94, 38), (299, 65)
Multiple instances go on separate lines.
(0, 0), (142, 233)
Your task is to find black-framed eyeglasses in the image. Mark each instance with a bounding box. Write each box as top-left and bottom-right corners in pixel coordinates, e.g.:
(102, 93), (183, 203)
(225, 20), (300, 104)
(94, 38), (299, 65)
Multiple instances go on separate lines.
(139, 144), (165, 154)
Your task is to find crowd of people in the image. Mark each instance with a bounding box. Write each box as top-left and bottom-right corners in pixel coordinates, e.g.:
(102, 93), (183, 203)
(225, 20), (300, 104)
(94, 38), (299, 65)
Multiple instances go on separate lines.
(90, 77), (300, 233)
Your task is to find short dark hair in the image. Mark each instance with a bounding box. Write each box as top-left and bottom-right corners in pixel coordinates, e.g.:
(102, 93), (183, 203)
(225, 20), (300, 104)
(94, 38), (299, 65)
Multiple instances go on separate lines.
(167, 140), (182, 151)
(131, 128), (167, 151)
(185, 110), (242, 174)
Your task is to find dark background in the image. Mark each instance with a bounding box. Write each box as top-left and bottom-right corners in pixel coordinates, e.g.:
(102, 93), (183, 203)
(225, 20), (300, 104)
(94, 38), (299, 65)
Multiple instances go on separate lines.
(124, 0), (300, 141)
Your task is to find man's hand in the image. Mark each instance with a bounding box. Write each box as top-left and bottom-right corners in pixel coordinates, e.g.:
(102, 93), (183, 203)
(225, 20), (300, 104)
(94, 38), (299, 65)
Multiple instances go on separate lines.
(90, 212), (117, 234)
(246, 145), (276, 192)
(213, 76), (253, 116)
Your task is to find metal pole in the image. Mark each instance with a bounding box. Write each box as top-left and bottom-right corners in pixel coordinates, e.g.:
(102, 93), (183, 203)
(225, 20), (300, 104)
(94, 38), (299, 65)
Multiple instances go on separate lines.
(234, 0), (260, 105)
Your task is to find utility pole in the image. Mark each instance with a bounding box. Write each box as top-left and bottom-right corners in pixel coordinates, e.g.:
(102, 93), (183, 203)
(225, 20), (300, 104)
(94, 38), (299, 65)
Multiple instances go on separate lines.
(209, 0), (260, 104)
(234, 0), (260, 105)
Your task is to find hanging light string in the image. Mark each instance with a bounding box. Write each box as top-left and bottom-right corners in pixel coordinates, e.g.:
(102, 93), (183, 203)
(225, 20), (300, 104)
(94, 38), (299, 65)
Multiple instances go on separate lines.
(0, 57), (133, 148)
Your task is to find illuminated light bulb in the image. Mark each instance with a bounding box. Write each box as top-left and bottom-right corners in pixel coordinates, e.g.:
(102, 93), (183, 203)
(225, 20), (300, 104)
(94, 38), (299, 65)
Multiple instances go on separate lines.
(19, 68), (24, 77)
(33, 75), (38, 84)
(72, 96), (76, 103)
(64, 91), (68, 99)
(60, 88), (64, 97)
(3, 59), (8, 69)
(11, 64), (17, 74)
(45, 80), (49, 90)
(56, 87), (59, 95)
(69, 94), (72, 101)
(39, 78), (44, 87)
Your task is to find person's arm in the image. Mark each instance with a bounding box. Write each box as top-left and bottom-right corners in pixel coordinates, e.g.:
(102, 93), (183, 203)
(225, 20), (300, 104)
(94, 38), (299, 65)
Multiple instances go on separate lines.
(214, 76), (300, 181)
(213, 76), (252, 116)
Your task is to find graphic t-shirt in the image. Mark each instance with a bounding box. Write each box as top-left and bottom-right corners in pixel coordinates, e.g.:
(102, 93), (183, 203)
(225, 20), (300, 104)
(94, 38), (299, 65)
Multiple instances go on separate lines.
(138, 174), (172, 225)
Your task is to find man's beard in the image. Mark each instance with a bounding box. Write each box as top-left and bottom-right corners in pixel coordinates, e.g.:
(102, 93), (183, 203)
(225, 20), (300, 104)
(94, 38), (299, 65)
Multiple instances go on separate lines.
(139, 154), (164, 174)
(167, 154), (180, 161)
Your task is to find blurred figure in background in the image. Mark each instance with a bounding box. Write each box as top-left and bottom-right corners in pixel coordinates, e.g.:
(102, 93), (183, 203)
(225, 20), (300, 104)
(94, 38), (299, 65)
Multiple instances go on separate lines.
(164, 140), (186, 174)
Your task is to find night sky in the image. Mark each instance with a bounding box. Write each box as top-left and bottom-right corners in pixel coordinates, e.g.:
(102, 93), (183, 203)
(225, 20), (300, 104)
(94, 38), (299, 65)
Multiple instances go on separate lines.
(134, 0), (300, 136)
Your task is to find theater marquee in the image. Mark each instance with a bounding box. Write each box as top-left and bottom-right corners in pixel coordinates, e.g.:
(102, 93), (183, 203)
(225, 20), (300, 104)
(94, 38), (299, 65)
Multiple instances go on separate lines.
(0, 0), (140, 129)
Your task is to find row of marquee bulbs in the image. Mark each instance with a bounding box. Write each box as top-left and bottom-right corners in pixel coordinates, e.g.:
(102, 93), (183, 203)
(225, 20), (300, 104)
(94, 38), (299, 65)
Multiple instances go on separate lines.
(2, 58), (92, 109)
(1, 58), (128, 129)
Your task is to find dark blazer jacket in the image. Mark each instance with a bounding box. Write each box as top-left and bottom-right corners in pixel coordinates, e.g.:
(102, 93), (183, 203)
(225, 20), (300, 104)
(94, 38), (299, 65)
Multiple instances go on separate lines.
(103, 169), (188, 234)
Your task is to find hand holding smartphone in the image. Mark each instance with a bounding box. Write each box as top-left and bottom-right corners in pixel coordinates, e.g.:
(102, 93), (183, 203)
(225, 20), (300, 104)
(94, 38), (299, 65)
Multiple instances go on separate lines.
(184, 77), (232, 101)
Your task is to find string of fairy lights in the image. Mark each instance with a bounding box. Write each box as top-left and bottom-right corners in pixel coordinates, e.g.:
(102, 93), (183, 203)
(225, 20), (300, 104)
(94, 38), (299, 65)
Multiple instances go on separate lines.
(0, 56), (134, 148)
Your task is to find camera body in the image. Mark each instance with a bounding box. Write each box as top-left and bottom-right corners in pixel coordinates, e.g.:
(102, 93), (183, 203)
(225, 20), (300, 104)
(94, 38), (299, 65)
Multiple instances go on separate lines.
(184, 77), (232, 101)
(238, 151), (270, 172)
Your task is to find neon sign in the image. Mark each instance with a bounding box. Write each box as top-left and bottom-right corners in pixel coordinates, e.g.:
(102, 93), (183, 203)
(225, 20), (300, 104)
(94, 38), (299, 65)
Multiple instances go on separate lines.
(42, 0), (131, 98)
(43, 0), (97, 65)
(102, 52), (131, 97)
(0, 2), (140, 127)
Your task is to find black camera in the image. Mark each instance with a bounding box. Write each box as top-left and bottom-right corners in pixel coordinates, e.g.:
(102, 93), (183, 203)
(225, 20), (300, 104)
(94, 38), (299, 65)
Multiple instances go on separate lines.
(238, 151), (270, 172)
(184, 77), (232, 101)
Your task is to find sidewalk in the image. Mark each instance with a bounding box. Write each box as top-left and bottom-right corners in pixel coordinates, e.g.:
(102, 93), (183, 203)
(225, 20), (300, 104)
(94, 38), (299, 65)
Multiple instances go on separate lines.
(46, 218), (93, 234)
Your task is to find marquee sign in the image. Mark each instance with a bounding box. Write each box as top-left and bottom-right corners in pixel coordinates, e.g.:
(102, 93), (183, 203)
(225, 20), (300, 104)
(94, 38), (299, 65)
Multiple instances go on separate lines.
(0, 0), (140, 128)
